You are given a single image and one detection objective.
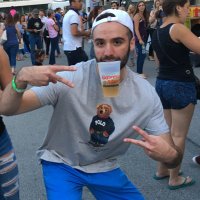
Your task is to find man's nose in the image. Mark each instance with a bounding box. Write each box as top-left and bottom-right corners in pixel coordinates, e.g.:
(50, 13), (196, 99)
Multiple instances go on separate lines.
(104, 44), (114, 56)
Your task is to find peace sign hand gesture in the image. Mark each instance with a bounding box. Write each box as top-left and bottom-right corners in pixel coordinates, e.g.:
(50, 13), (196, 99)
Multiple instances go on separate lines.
(15, 65), (77, 89)
(124, 126), (180, 166)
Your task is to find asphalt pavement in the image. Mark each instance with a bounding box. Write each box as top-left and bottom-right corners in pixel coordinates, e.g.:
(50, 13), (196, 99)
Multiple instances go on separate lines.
(3, 42), (200, 200)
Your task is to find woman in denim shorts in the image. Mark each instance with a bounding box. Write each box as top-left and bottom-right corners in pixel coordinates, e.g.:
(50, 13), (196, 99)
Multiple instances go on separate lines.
(151, 0), (199, 190)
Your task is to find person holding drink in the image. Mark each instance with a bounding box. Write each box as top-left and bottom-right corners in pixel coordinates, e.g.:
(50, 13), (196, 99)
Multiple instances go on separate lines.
(1, 9), (183, 199)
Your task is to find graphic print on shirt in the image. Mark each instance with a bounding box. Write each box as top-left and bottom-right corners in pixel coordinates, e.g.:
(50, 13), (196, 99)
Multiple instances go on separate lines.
(34, 22), (40, 28)
(89, 104), (115, 147)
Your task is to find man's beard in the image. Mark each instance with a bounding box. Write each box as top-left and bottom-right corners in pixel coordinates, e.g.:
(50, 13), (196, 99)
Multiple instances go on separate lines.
(94, 46), (130, 69)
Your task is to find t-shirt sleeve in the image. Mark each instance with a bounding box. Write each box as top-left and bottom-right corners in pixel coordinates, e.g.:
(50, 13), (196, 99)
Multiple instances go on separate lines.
(144, 89), (169, 135)
(50, 19), (55, 26)
(70, 13), (79, 25)
(30, 71), (74, 106)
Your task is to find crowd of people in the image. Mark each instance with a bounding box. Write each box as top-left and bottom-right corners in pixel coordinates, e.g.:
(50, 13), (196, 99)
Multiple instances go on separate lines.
(0, 0), (200, 199)
(0, 1), (163, 76)
(0, 6), (65, 72)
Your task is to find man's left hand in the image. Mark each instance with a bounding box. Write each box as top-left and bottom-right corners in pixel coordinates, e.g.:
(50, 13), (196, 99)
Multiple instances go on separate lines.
(124, 126), (177, 163)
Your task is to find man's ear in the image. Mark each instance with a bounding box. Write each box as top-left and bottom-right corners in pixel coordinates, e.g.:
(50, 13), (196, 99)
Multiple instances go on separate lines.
(130, 37), (135, 51)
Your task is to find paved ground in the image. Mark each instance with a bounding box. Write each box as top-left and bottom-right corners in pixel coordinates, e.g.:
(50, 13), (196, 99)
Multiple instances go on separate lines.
(3, 42), (200, 200)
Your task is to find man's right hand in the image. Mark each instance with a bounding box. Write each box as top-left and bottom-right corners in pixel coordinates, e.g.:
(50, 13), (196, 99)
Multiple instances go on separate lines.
(15, 65), (77, 89)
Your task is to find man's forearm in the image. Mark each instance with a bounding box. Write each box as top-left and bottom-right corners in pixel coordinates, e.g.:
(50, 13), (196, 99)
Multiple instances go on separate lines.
(73, 29), (90, 37)
(0, 68), (28, 115)
(0, 83), (26, 115)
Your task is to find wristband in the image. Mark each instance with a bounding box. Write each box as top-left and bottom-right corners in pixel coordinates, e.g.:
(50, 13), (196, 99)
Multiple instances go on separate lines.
(12, 76), (26, 93)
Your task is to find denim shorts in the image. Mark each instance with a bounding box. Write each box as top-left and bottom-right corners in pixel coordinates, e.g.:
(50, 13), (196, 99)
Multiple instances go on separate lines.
(156, 79), (197, 109)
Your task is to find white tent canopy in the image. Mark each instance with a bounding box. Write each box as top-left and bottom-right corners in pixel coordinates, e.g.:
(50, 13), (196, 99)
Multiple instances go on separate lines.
(0, 0), (54, 8)
(48, 0), (70, 10)
(0, 0), (69, 9)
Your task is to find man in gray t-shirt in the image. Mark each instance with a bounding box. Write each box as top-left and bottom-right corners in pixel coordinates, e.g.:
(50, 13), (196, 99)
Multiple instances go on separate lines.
(1, 9), (182, 200)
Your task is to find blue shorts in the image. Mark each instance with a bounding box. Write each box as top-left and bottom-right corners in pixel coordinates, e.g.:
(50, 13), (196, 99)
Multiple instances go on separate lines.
(156, 79), (197, 109)
(42, 160), (144, 200)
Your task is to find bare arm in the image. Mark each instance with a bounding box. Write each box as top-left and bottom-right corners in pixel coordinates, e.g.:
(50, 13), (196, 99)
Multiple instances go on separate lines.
(53, 23), (59, 32)
(124, 126), (182, 169)
(0, 47), (12, 88)
(149, 10), (156, 24)
(153, 51), (160, 68)
(71, 24), (90, 37)
(133, 14), (144, 45)
(170, 23), (200, 54)
(15, 24), (21, 43)
(0, 84), (41, 115)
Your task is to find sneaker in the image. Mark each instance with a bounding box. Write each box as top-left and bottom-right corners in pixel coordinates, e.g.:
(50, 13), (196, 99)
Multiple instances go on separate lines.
(192, 155), (200, 166)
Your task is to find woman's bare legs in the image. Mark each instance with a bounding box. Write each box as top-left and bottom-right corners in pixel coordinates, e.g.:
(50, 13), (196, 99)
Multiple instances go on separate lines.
(156, 104), (195, 186)
(155, 109), (172, 177)
(169, 104), (195, 185)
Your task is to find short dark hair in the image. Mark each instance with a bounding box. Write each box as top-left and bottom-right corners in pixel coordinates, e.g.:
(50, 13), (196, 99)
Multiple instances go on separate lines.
(35, 49), (45, 58)
(47, 9), (54, 17)
(39, 9), (46, 15)
(56, 7), (61, 11)
(162, 0), (188, 17)
(111, 0), (119, 6)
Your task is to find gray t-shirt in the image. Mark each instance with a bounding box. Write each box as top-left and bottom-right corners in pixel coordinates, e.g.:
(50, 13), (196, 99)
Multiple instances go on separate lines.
(31, 59), (169, 173)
